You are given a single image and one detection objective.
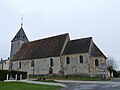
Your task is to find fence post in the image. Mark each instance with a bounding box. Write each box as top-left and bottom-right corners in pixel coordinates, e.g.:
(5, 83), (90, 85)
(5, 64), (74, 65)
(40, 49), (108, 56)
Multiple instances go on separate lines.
(15, 74), (17, 80)
(20, 74), (22, 80)
(6, 74), (9, 80)
(27, 73), (29, 80)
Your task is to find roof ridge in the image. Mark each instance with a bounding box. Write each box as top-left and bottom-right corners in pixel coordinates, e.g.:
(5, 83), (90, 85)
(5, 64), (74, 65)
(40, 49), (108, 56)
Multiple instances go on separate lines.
(29, 33), (69, 43)
(70, 37), (92, 42)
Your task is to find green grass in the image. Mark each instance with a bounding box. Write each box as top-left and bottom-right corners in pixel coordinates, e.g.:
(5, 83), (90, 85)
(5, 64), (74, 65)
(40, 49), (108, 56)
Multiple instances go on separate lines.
(65, 76), (103, 81)
(0, 82), (61, 90)
(30, 75), (105, 81)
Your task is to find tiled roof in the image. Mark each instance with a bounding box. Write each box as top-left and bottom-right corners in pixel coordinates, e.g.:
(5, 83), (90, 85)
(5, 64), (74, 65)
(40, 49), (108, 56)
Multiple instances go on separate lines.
(63, 37), (92, 55)
(90, 42), (107, 59)
(12, 33), (68, 60)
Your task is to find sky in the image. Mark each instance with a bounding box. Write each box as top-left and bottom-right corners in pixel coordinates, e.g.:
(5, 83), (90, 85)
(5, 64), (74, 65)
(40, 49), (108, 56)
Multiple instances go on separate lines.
(0, 0), (120, 69)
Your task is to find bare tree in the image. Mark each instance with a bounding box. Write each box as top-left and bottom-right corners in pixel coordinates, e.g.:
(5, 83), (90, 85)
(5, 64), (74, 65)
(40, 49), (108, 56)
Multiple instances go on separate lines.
(107, 56), (118, 77)
(107, 56), (118, 70)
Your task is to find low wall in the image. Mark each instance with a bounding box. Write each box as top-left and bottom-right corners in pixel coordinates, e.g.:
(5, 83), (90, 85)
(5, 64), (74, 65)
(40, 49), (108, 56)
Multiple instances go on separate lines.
(0, 70), (27, 81)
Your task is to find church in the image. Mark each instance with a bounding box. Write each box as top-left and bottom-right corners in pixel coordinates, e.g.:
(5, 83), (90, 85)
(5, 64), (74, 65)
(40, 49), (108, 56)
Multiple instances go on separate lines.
(10, 24), (108, 78)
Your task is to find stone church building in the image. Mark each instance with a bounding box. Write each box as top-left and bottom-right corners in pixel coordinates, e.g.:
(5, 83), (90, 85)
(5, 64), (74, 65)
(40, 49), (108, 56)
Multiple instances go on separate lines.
(10, 25), (108, 78)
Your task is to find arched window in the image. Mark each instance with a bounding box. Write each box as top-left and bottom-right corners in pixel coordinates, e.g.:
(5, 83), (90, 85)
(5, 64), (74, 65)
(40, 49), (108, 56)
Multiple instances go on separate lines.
(66, 57), (70, 64)
(19, 62), (21, 69)
(31, 60), (34, 67)
(50, 58), (53, 67)
(80, 55), (83, 63)
(95, 59), (99, 66)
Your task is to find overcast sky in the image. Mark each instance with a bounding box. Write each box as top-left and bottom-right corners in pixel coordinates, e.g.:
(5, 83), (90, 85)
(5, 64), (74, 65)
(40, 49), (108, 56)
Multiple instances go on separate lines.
(0, 0), (120, 69)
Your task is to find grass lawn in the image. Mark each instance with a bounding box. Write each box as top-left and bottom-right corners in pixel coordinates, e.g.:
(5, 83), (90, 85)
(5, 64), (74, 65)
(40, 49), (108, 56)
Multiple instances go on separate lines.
(30, 75), (106, 81)
(0, 82), (61, 90)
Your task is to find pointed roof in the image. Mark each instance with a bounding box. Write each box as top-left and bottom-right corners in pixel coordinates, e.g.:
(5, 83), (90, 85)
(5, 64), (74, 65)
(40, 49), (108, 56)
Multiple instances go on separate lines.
(11, 27), (29, 42)
(12, 33), (68, 60)
(63, 37), (92, 55)
(90, 42), (107, 59)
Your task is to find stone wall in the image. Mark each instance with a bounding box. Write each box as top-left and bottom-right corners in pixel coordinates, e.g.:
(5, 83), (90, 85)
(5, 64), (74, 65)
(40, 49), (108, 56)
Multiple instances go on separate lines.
(89, 56), (109, 78)
(61, 53), (109, 78)
(61, 53), (90, 75)
(0, 60), (9, 70)
(10, 40), (25, 58)
(12, 57), (61, 75)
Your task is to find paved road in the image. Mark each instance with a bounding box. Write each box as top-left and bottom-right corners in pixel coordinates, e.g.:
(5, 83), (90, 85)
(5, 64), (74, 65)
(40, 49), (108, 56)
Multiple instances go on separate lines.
(60, 82), (120, 90)
(5, 78), (120, 90)
(56, 79), (120, 90)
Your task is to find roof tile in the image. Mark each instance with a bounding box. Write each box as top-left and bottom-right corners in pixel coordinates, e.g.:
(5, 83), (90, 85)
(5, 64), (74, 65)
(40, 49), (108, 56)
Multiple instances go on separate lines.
(63, 37), (92, 55)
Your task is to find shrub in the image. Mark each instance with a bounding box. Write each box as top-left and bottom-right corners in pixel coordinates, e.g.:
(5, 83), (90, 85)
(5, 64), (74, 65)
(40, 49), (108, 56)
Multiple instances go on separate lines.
(113, 70), (118, 77)
(0, 70), (27, 81)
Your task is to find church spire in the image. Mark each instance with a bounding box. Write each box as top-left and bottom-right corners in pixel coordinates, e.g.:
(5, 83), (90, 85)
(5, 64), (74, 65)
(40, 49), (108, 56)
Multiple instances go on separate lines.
(21, 14), (23, 28)
(11, 15), (29, 42)
(10, 16), (29, 58)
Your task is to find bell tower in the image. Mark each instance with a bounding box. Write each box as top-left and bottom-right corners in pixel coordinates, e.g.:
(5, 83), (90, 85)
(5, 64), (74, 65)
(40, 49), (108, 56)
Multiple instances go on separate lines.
(10, 16), (29, 59)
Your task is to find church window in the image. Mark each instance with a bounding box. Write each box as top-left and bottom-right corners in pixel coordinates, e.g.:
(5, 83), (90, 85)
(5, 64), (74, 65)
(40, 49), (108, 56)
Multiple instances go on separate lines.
(66, 57), (70, 64)
(19, 62), (21, 69)
(80, 55), (83, 63)
(31, 60), (34, 67)
(50, 58), (53, 67)
(95, 59), (99, 66)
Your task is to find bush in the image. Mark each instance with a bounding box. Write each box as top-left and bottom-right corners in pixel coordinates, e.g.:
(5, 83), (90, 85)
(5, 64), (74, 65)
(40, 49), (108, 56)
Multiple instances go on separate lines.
(0, 70), (27, 81)
(117, 71), (120, 77)
(113, 70), (118, 77)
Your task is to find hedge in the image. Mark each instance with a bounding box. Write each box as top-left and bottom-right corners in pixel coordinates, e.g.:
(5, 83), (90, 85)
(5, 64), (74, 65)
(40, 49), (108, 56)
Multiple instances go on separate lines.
(0, 70), (27, 81)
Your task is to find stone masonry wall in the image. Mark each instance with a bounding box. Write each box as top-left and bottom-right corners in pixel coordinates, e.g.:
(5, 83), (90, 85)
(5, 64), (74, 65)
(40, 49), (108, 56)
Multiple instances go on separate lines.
(0, 60), (9, 70)
(10, 40), (25, 58)
(89, 56), (108, 78)
(61, 53), (90, 75)
(12, 57), (61, 75)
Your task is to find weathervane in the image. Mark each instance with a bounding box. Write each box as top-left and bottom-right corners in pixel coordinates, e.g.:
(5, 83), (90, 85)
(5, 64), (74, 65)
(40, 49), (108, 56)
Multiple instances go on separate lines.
(21, 14), (23, 28)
